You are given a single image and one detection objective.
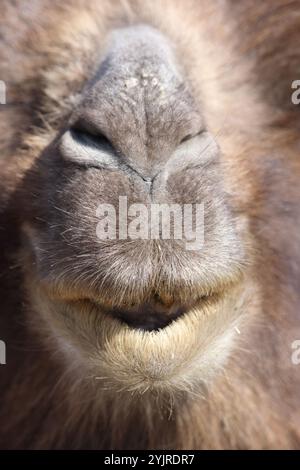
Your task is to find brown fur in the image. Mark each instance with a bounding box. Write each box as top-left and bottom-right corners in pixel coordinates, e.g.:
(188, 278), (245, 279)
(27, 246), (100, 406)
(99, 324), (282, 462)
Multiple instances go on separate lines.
(0, 0), (300, 449)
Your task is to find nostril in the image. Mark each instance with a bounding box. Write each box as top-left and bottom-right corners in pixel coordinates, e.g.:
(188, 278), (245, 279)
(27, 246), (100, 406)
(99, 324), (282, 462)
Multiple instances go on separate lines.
(60, 120), (117, 166)
(70, 124), (113, 152)
(180, 134), (193, 144)
(180, 130), (205, 144)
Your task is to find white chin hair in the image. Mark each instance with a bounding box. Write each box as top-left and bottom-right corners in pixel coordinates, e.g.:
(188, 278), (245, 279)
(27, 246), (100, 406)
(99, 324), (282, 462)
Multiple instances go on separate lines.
(31, 280), (255, 397)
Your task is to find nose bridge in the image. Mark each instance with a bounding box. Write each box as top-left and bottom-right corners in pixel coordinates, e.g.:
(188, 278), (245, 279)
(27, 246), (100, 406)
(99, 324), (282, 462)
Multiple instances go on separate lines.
(78, 25), (201, 180)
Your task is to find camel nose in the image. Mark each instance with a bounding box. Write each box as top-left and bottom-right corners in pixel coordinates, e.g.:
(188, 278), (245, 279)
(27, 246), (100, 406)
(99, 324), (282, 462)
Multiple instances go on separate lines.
(109, 297), (187, 331)
(59, 25), (203, 181)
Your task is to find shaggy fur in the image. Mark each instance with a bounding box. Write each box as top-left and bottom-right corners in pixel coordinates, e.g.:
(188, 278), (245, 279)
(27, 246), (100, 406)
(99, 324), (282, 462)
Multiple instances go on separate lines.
(0, 0), (300, 449)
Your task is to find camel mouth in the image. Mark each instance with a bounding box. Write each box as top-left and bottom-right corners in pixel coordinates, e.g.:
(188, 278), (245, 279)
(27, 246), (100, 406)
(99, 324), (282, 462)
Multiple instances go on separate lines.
(27, 276), (250, 395)
(57, 291), (225, 347)
(88, 294), (216, 332)
(49, 295), (216, 337)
